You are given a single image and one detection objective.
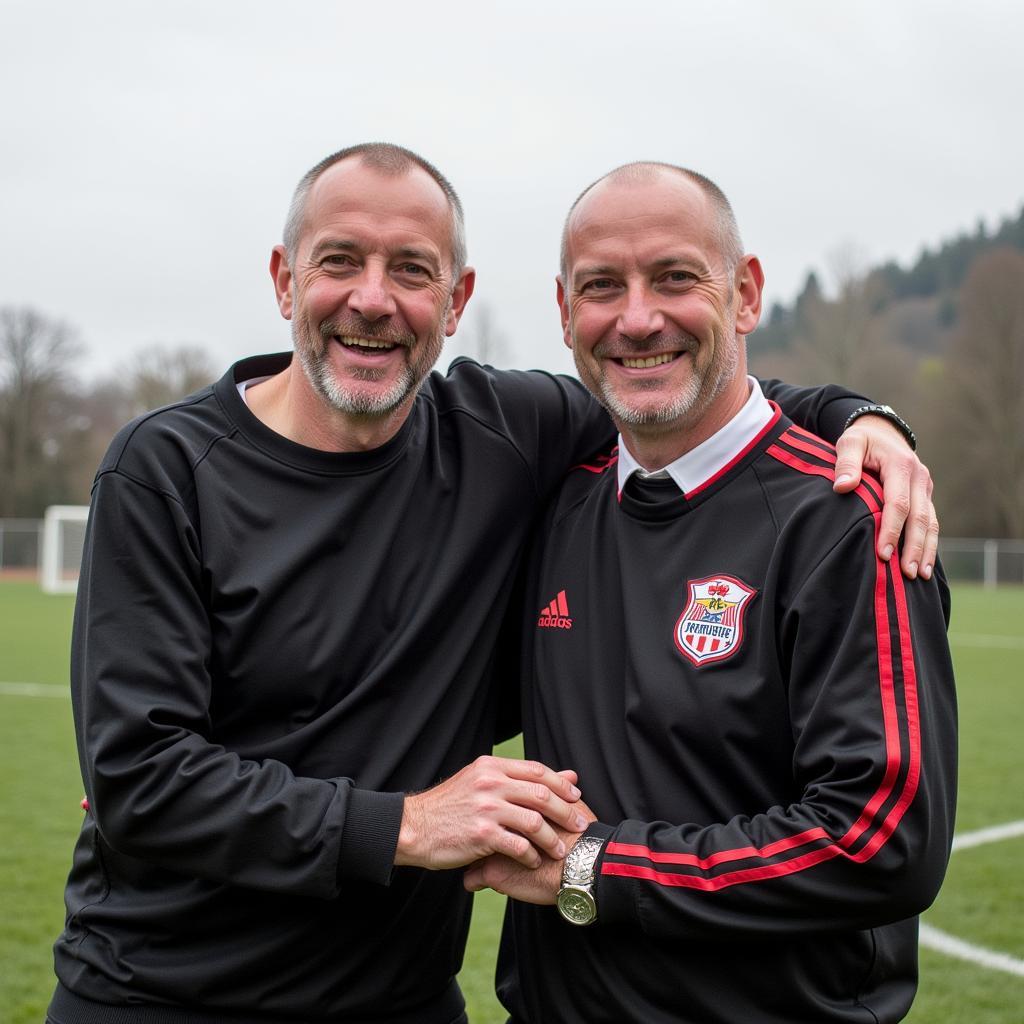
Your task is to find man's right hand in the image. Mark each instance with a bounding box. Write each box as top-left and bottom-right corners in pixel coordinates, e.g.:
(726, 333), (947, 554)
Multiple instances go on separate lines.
(394, 756), (587, 870)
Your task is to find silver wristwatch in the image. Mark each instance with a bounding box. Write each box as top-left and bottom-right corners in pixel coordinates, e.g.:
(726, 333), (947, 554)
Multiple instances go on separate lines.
(557, 834), (604, 925)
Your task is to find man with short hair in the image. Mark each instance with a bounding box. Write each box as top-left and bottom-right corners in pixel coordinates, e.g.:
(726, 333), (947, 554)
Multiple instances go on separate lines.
(466, 162), (957, 1023)
(50, 144), (937, 1024)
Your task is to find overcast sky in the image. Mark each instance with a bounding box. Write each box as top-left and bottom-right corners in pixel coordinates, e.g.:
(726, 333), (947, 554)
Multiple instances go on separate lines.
(2, 0), (1020, 382)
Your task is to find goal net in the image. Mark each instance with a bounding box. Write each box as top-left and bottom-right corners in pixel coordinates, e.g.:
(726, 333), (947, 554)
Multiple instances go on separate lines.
(41, 505), (90, 594)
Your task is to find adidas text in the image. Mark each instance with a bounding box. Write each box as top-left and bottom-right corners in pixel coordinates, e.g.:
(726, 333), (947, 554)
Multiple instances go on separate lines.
(537, 614), (573, 630)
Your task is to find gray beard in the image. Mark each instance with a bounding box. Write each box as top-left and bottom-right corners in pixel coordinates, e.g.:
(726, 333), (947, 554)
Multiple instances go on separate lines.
(296, 340), (419, 417)
(596, 364), (703, 426)
(293, 308), (447, 418)
(579, 335), (738, 431)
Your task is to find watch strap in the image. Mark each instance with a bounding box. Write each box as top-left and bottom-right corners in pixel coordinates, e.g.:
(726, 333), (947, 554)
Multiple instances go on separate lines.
(843, 403), (917, 451)
(561, 834), (604, 887)
(557, 833), (605, 925)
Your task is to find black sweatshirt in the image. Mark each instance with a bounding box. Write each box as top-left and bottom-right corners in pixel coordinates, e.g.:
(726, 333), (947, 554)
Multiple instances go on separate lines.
(499, 413), (957, 1024)
(53, 353), (872, 1023)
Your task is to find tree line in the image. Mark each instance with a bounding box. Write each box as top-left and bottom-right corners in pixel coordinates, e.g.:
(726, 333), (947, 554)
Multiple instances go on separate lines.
(748, 207), (1024, 539)
(2, 213), (1023, 536)
(0, 309), (214, 518)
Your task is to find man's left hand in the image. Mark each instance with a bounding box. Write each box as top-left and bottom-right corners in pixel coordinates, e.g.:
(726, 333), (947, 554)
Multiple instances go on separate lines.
(464, 800), (595, 904)
(464, 851), (563, 905)
(832, 414), (938, 580)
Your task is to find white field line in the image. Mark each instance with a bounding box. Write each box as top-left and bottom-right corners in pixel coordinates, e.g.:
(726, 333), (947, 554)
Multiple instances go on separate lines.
(0, 681), (69, 698)
(919, 819), (1024, 978)
(948, 632), (1024, 650)
(952, 820), (1024, 853)
(919, 924), (1024, 978)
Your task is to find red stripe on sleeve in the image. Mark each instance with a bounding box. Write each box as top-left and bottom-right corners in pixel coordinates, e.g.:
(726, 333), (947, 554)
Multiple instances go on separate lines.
(600, 464), (921, 893)
(777, 431), (837, 464)
(606, 828), (830, 870)
(846, 560), (922, 862)
(766, 445), (881, 515)
(785, 423), (836, 452)
(836, 533), (903, 852)
(603, 845), (843, 892)
(774, 427), (884, 508)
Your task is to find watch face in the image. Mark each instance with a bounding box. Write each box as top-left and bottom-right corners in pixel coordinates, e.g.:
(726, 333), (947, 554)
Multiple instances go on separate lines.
(557, 886), (597, 926)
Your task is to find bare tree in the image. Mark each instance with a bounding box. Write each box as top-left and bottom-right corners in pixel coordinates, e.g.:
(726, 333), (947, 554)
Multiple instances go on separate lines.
(784, 244), (910, 398)
(0, 307), (82, 516)
(49, 345), (221, 509)
(752, 245), (915, 411)
(932, 248), (1024, 536)
(123, 344), (217, 416)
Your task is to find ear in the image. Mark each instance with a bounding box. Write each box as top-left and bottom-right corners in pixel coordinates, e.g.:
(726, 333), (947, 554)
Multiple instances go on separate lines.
(270, 245), (294, 320)
(556, 276), (572, 350)
(734, 255), (764, 336)
(445, 267), (476, 336)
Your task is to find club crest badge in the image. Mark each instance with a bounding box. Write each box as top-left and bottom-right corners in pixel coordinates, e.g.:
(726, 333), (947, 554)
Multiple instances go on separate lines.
(674, 575), (757, 667)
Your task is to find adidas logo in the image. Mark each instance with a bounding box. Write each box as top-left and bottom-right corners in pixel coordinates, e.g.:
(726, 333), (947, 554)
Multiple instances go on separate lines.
(537, 590), (573, 630)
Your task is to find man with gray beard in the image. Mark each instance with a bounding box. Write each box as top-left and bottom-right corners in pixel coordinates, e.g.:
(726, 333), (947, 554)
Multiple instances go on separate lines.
(50, 145), (937, 1024)
(466, 162), (956, 1024)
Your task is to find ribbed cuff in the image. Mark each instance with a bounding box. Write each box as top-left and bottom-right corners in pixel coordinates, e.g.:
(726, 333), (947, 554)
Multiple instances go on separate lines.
(584, 820), (615, 844)
(337, 788), (405, 886)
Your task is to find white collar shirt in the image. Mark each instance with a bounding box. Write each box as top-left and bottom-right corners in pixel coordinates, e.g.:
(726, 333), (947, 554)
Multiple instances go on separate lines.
(616, 377), (775, 497)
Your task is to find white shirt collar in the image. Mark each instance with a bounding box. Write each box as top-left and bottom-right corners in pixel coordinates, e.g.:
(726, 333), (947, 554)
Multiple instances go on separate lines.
(237, 376), (273, 405)
(616, 377), (775, 497)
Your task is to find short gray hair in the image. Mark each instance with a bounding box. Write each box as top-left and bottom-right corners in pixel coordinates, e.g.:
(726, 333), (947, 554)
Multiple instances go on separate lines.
(559, 161), (743, 280)
(282, 142), (467, 277)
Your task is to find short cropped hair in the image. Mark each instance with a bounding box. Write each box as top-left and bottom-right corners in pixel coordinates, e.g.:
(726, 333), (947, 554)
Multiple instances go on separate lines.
(282, 142), (467, 276)
(559, 162), (743, 280)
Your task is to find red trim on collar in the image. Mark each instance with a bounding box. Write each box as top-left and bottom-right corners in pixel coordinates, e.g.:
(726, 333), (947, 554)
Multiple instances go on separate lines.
(682, 403), (783, 500)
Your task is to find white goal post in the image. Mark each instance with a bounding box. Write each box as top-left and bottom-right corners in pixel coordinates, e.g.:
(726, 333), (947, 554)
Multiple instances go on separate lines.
(41, 505), (90, 595)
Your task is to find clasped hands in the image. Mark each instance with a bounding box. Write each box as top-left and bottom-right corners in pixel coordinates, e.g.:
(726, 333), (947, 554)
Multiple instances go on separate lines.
(395, 755), (594, 904)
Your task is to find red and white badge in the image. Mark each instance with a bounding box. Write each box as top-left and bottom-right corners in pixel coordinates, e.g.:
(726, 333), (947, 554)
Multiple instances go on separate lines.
(674, 575), (757, 667)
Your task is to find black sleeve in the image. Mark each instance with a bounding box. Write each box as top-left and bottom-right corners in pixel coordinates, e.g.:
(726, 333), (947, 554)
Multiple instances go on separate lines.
(590, 514), (957, 939)
(491, 556), (529, 745)
(71, 470), (403, 899)
(453, 362), (615, 501)
(758, 378), (870, 444)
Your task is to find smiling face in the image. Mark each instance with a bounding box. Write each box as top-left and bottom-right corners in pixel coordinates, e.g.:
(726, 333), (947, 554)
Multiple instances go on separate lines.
(559, 168), (762, 455)
(271, 157), (473, 422)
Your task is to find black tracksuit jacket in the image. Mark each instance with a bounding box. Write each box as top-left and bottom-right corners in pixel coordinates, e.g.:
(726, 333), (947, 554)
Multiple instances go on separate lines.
(51, 354), (871, 1022)
(499, 412), (957, 1024)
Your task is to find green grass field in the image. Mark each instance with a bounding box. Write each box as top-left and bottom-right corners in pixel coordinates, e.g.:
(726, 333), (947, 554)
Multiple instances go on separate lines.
(2, 580), (1021, 1023)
